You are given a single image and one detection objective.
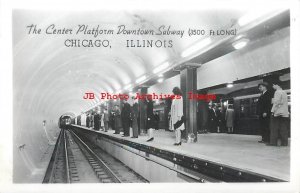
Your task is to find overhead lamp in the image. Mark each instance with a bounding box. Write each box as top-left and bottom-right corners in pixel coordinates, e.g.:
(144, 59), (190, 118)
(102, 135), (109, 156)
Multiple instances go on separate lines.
(157, 78), (163, 83)
(232, 38), (249, 49)
(227, 83), (234, 88)
(136, 75), (147, 84)
(158, 74), (163, 77)
(124, 84), (132, 90)
(153, 62), (170, 74)
(181, 38), (211, 58)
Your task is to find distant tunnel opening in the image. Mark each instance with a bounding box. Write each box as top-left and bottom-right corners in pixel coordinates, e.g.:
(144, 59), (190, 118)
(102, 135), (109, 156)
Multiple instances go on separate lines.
(58, 112), (76, 129)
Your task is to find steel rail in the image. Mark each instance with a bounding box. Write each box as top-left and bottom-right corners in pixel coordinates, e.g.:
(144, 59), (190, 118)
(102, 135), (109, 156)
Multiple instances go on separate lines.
(63, 129), (71, 183)
(69, 130), (122, 183)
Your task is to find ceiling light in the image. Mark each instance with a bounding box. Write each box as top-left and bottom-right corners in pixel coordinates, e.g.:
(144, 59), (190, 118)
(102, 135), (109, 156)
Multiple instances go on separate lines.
(232, 38), (249, 49)
(181, 38), (211, 58)
(158, 74), (163, 77)
(227, 83), (234, 88)
(124, 84), (132, 90)
(153, 62), (170, 74)
(157, 78), (163, 83)
(136, 75), (147, 84)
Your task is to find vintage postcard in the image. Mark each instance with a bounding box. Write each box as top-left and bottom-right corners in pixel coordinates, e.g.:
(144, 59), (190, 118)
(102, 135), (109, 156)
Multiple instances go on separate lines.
(0, 0), (299, 193)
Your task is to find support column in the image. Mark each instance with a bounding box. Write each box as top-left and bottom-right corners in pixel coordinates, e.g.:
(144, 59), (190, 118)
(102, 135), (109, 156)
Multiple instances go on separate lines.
(118, 98), (123, 133)
(138, 87), (148, 135)
(180, 66), (198, 142)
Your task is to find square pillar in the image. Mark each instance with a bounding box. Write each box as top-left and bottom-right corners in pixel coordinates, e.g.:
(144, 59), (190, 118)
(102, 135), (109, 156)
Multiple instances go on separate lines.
(138, 87), (148, 135)
(180, 67), (198, 142)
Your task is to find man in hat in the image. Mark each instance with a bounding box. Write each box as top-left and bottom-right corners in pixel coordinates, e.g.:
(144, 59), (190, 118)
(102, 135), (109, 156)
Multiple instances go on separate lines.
(208, 103), (218, 133)
(121, 100), (131, 137)
(257, 82), (273, 143)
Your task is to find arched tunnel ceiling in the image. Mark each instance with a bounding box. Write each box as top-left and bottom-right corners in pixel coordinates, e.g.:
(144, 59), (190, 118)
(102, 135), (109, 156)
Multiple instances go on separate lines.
(14, 9), (275, 120)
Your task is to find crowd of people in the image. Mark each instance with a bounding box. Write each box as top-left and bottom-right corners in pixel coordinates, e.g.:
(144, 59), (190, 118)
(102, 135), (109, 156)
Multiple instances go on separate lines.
(204, 103), (235, 134)
(81, 87), (185, 145)
(81, 81), (289, 147)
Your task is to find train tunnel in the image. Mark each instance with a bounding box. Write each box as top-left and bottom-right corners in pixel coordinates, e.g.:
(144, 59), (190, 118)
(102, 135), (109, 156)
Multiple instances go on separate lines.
(10, 5), (294, 185)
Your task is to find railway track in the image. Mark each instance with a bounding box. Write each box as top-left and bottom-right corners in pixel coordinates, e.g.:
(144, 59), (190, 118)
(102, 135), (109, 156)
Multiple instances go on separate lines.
(43, 129), (70, 183)
(43, 129), (146, 183)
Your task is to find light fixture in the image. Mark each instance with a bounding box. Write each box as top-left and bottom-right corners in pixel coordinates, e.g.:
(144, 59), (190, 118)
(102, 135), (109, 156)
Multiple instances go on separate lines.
(181, 38), (211, 58)
(136, 75), (147, 84)
(124, 84), (132, 90)
(227, 83), (234, 88)
(232, 38), (249, 49)
(158, 74), (163, 77)
(153, 62), (170, 74)
(157, 78), (163, 83)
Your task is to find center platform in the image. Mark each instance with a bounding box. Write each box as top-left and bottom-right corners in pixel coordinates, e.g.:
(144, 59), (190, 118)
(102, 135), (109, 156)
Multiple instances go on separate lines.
(69, 125), (290, 182)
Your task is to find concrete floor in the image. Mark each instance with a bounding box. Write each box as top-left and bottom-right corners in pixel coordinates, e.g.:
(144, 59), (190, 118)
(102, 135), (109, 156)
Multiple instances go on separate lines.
(91, 128), (290, 181)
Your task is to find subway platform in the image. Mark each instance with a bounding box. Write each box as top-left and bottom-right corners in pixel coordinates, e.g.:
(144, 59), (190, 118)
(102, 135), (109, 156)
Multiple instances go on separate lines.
(70, 125), (290, 182)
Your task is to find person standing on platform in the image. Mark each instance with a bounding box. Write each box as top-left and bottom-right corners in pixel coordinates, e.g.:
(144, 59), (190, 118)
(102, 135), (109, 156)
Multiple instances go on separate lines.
(269, 81), (289, 146)
(77, 116), (81, 126)
(171, 87), (185, 146)
(86, 113), (90, 128)
(81, 113), (86, 127)
(121, 100), (131, 137)
(110, 111), (115, 131)
(98, 113), (102, 129)
(146, 97), (156, 142)
(103, 108), (109, 132)
(94, 111), (100, 131)
(225, 104), (235, 133)
(215, 106), (223, 133)
(219, 106), (226, 133)
(131, 98), (139, 138)
(257, 82), (273, 143)
(208, 104), (217, 133)
(100, 112), (105, 130)
(113, 105), (122, 134)
(90, 112), (94, 129)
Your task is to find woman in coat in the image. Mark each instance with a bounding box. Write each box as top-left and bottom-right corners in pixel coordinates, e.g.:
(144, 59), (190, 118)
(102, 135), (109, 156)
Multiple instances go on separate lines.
(146, 97), (156, 142)
(225, 105), (234, 133)
(113, 105), (122, 134)
(103, 109), (109, 132)
(170, 87), (185, 145)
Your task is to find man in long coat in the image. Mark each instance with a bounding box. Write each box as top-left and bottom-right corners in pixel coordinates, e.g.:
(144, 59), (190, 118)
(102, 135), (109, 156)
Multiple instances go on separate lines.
(121, 101), (131, 137)
(257, 82), (273, 143)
